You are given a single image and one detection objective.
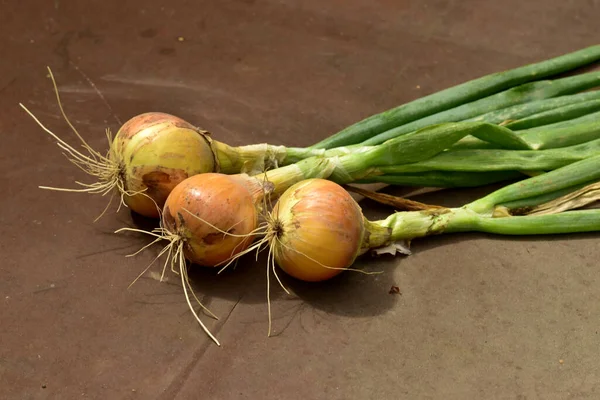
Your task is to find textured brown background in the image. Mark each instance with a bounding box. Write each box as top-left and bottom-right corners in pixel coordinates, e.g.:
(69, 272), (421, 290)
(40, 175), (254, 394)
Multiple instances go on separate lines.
(2, 1), (600, 399)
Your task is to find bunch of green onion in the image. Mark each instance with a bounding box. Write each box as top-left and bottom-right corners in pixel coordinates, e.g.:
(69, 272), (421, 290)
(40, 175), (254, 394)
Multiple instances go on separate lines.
(23, 44), (600, 346)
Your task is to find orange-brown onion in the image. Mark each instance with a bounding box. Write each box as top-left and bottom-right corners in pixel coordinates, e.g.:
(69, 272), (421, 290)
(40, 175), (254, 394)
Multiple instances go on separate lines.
(162, 173), (262, 266)
(110, 112), (217, 218)
(271, 179), (366, 282)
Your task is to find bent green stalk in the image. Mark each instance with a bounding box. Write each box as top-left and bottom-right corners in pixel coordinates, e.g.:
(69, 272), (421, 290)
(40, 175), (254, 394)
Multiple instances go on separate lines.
(454, 111), (600, 151)
(311, 45), (600, 149)
(466, 90), (600, 125)
(379, 137), (600, 175)
(517, 111), (600, 149)
(504, 98), (600, 130)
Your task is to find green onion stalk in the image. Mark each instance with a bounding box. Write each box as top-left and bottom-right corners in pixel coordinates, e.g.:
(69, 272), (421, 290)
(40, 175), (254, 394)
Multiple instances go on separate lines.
(245, 121), (600, 200)
(367, 154), (600, 248)
(312, 44), (600, 149)
(267, 155), (600, 285)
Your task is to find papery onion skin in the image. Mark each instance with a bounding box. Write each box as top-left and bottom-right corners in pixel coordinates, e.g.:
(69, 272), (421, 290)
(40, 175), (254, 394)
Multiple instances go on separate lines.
(272, 179), (365, 282)
(162, 173), (260, 267)
(111, 112), (217, 218)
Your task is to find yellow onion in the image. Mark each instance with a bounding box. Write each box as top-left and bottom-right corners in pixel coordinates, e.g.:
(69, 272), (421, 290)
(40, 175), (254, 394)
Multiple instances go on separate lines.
(117, 172), (266, 347)
(110, 112), (217, 218)
(161, 173), (264, 266)
(270, 179), (366, 281)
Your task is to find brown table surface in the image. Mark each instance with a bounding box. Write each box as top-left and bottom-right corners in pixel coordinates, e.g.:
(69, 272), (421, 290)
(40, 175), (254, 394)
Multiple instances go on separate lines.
(3, 1), (600, 399)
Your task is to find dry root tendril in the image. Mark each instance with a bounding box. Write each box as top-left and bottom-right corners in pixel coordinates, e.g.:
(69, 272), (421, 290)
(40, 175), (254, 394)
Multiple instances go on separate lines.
(116, 223), (222, 346)
(20, 66), (158, 220)
(116, 205), (277, 346)
(221, 193), (383, 338)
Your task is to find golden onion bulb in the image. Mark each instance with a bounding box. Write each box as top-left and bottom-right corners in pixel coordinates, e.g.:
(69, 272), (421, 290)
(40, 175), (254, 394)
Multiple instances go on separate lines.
(111, 112), (217, 218)
(271, 179), (366, 282)
(162, 173), (261, 267)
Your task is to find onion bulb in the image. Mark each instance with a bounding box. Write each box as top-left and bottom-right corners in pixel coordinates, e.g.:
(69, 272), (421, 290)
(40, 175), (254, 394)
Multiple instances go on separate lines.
(270, 179), (366, 281)
(20, 68), (219, 218)
(118, 172), (267, 346)
(21, 104), (220, 218)
(109, 112), (217, 217)
(161, 173), (263, 266)
(266, 178), (423, 282)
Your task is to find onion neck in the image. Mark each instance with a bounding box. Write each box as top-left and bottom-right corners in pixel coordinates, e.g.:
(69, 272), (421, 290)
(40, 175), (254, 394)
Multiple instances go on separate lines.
(215, 143), (372, 172)
(212, 141), (368, 176)
(211, 141), (290, 174)
(281, 144), (370, 165)
(363, 207), (481, 250)
(246, 152), (383, 203)
(212, 139), (383, 181)
(252, 157), (339, 197)
(363, 205), (600, 251)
